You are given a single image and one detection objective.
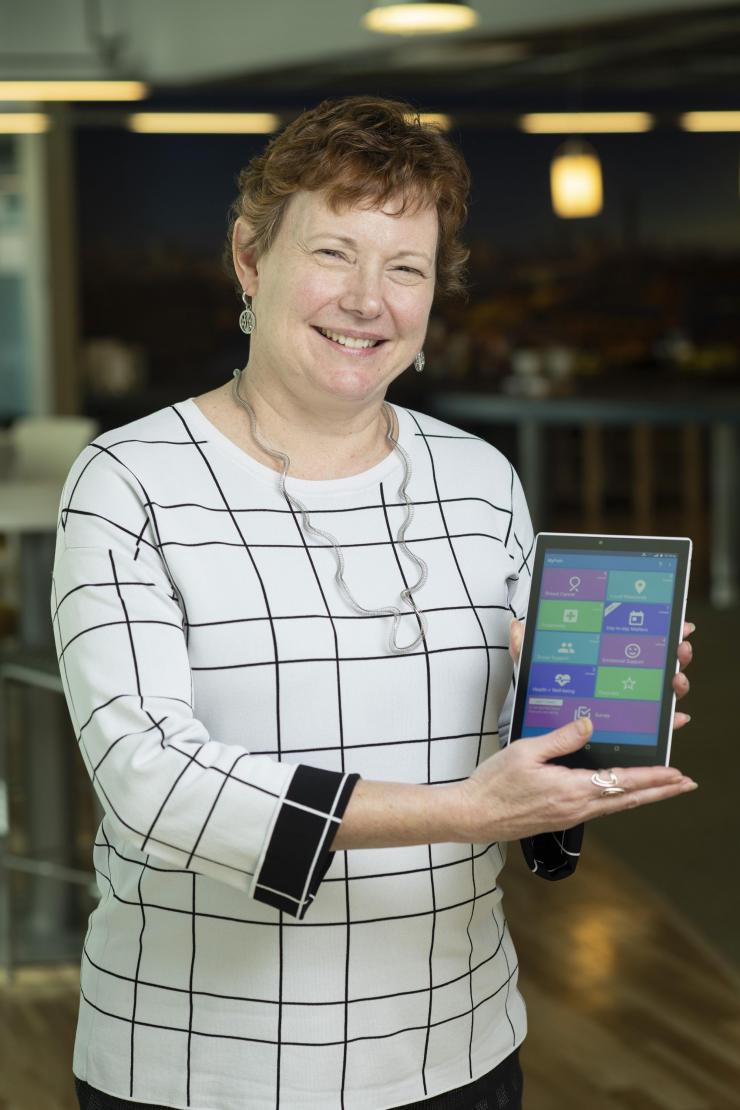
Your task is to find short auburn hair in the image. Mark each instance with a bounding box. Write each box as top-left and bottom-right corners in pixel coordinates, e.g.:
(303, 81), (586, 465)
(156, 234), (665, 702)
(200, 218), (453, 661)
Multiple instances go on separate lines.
(226, 95), (470, 299)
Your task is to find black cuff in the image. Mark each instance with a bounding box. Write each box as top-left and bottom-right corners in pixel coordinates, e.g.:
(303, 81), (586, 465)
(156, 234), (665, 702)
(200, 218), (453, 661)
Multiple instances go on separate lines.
(253, 766), (361, 918)
(520, 823), (584, 881)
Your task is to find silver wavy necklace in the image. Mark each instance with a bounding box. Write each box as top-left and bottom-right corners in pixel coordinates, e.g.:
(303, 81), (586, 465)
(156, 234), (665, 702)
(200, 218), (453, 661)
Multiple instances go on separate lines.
(230, 367), (428, 654)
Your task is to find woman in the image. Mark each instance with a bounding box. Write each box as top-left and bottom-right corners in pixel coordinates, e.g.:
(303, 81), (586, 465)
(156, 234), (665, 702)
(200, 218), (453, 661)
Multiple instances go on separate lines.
(52, 97), (695, 1110)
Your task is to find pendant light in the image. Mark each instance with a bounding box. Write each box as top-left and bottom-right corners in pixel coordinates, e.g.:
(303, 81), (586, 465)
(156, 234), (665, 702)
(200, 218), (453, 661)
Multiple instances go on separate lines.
(550, 139), (603, 218)
(363, 2), (479, 35)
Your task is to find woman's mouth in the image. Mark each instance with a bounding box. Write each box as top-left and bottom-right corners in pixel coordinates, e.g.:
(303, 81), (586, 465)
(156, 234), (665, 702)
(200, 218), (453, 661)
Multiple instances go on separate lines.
(314, 326), (386, 352)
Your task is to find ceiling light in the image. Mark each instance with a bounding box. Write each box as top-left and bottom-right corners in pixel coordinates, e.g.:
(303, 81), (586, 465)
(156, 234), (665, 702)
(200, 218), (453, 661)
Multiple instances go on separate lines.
(128, 112), (279, 134)
(363, 2), (478, 35)
(0, 81), (148, 102)
(410, 112), (452, 130)
(680, 111), (740, 132)
(550, 140), (603, 219)
(521, 112), (653, 134)
(0, 113), (49, 133)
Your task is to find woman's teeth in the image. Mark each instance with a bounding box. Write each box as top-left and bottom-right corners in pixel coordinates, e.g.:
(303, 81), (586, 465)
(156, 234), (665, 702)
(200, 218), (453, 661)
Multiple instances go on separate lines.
(318, 327), (380, 349)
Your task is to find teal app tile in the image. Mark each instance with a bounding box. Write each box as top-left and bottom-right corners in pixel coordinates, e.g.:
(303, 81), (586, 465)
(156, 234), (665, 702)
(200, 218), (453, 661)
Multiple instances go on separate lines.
(606, 571), (674, 604)
(532, 630), (600, 665)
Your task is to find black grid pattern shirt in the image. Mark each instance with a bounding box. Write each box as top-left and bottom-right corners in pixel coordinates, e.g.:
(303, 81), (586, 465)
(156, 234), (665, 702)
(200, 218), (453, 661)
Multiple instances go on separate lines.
(51, 399), (538, 1110)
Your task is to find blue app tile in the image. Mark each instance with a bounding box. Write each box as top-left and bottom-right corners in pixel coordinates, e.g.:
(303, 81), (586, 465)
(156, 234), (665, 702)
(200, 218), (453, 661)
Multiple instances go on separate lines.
(601, 602), (671, 636)
(529, 662), (596, 698)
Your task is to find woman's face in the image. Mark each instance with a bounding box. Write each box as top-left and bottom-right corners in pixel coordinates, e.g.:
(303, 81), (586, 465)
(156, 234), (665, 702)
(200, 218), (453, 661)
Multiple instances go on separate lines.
(234, 188), (437, 409)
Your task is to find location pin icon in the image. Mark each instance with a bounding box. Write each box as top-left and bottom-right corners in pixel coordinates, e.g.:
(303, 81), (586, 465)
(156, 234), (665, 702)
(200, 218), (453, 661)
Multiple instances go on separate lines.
(635, 580), (646, 594)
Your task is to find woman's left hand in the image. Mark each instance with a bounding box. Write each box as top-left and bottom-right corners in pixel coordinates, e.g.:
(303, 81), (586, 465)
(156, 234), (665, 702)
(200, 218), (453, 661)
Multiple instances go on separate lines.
(509, 618), (695, 732)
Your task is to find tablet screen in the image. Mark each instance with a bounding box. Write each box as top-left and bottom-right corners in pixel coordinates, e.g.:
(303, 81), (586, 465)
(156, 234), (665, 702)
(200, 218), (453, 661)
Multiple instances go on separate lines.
(512, 534), (691, 767)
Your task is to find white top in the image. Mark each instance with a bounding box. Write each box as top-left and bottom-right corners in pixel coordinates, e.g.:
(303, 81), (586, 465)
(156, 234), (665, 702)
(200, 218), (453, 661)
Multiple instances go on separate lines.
(51, 397), (535, 1110)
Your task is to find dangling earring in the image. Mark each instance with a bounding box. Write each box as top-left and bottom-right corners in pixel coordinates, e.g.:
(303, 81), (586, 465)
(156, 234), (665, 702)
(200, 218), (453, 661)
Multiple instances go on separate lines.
(239, 292), (256, 335)
(414, 350), (425, 373)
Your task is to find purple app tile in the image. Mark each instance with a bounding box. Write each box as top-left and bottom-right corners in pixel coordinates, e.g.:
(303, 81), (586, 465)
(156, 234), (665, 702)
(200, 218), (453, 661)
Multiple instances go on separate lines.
(524, 697), (660, 733)
(602, 602), (671, 636)
(542, 568), (607, 601)
(598, 634), (667, 668)
(529, 663), (596, 698)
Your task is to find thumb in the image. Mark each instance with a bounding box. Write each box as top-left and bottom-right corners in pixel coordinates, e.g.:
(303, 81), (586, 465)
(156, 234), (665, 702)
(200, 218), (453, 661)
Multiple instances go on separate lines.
(530, 716), (593, 762)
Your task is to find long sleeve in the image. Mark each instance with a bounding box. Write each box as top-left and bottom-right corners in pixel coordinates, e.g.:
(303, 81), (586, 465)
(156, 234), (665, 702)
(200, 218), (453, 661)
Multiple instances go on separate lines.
(50, 446), (358, 918)
(496, 462), (584, 880)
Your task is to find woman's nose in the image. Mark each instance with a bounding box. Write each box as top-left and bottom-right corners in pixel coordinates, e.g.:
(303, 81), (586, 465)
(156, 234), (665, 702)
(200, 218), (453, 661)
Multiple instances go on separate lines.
(338, 266), (383, 317)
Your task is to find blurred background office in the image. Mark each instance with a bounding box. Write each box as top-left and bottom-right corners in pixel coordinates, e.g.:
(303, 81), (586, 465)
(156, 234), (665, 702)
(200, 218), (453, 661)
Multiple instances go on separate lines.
(0, 1), (738, 1107)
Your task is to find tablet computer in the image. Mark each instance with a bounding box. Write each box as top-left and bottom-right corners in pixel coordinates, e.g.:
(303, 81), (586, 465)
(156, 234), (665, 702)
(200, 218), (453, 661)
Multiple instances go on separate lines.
(510, 533), (692, 769)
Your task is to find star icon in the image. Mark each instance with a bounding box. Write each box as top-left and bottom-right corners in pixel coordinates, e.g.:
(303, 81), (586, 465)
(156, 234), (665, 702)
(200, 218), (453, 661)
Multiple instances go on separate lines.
(622, 676), (636, 691)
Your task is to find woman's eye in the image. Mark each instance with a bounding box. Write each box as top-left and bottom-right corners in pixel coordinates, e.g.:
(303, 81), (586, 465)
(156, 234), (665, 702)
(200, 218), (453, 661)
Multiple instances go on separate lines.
(317, 249), (346, 260)
(394, 266), (424, 277)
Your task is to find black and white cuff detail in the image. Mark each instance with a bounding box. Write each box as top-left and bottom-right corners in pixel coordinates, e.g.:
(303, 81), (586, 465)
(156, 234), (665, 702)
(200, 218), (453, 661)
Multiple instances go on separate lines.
(253, 766), (361, 918)
(521, 823), (584, 881)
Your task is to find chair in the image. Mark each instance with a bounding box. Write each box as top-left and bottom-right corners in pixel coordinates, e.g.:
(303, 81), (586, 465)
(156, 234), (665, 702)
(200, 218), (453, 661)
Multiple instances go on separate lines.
(0, 647), (100, 980)
(7, 415), (99, 481)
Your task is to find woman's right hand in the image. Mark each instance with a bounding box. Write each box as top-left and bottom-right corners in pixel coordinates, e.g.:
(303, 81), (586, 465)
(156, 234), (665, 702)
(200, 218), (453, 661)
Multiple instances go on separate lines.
(456, 717), (698, 844)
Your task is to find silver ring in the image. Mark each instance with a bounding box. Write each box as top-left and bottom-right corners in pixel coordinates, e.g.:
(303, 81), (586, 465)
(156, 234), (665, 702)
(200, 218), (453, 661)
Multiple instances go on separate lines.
(591, 770), (626, 797)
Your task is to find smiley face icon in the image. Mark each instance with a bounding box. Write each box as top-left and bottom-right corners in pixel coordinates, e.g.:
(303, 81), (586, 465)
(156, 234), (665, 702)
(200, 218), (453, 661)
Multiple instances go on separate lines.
(624, 642), (642, 660)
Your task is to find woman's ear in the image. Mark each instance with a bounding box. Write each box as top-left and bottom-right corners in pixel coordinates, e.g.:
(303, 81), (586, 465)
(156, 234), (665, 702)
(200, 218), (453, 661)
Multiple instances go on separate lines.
(232, 217), (259, 296)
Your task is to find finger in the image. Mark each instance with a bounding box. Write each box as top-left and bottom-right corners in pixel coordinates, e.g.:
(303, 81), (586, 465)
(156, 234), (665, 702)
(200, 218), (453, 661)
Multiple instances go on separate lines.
(595, 778), (697, 816)
(530, 716), (592, 760)
(673, 672), (690, 699)
(673, 711), (692, 729)
(676, 639), (693, 672)
(579, 763), (686, 793)
(508, 618), (524, 664)
(682, 620), (696, 640)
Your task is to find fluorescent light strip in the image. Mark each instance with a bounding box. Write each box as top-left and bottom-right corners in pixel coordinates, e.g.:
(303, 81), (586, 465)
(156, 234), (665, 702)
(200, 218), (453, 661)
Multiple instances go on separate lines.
(405, 112), (452, 130)
(680, 111), (740, 132)
(363, 3), (478, 35)
(0, 81), (147, 102)
(520, 112), (654, 134)
(0, 113), (49, 133)
(128, 112), (279, 134)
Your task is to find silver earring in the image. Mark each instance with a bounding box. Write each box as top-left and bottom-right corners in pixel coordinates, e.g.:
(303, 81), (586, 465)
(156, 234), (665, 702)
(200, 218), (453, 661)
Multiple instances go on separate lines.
(239, 292), (256, 335)
(414, 350), (425, 373)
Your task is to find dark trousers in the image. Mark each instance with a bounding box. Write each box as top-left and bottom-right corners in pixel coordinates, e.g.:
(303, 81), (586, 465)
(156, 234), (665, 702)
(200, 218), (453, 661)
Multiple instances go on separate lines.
(75, 1048), (523, 1110)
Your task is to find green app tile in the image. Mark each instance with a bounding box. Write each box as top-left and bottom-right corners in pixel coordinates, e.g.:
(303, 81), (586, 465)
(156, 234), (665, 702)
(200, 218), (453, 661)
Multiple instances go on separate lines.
(538, 599), (604, 633)
(595, 667), (663, 700)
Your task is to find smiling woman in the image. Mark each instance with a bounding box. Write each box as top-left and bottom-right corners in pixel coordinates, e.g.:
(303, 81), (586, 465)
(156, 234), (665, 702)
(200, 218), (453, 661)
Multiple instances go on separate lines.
(53, 95), (695, 1110)
(208, 97), (470, 480)
(224, 189), (439, 475)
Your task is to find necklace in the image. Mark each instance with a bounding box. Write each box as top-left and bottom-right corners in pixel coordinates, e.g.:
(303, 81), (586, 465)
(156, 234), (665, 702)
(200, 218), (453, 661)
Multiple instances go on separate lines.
(230, 367), (428, 654)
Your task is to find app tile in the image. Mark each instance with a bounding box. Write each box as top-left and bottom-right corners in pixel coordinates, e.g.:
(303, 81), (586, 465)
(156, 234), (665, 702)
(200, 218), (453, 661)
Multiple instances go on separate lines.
(595, 667), (663, 700)
(601, 602), (670, 636)
(537, 600), (603, 633)
(530, 662), (596, 698)
(541, 568), (607, 601)
(532, 630), (600, 665)
(607, 570), (674, 604)
(523, 697), (660, 733)
(599, 634), (667, 668)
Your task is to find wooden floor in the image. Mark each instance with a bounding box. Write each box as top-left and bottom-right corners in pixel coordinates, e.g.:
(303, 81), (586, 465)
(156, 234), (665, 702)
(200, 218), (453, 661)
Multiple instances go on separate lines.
(1, 840), (739, 1110)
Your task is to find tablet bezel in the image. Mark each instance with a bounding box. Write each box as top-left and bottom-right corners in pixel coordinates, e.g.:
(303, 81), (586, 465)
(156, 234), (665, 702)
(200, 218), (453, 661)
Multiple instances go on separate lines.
(510, 532), (692, 769)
